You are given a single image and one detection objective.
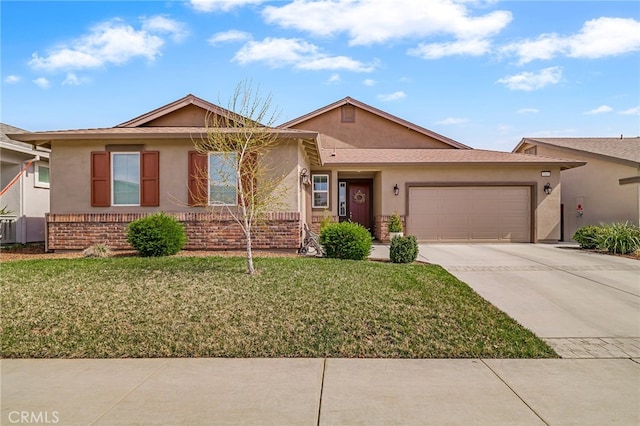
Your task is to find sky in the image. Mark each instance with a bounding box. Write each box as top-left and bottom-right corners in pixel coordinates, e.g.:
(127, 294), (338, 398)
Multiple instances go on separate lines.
(1, 0), (639, 151)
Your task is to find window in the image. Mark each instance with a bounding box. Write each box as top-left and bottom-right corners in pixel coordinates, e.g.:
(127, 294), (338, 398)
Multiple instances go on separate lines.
(208, 152), (238, 206)
(112, 153), (140, 205)
(312, 174), (329, 208)
(91, 150), (159, 207)
(524, 146), (537, 155)
(34, 162), (50, 188)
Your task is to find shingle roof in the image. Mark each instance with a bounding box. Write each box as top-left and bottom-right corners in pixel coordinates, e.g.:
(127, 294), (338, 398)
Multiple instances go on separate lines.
(320, 148), (585, 169)
(516, 137), (640, 165)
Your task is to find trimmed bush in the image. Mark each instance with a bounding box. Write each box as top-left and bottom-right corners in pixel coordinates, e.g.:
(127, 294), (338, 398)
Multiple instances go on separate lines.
(388, 213), (403, 233)
(320, 221), (372, 260)
(390, 235), (418, 264)
(597, 222), (640, 255)
(572, 225), (601, 249)
(127, 213), (187, 257)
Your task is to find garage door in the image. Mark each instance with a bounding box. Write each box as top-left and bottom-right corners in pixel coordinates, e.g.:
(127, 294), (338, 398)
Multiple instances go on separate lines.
(408, 186), (531, 242)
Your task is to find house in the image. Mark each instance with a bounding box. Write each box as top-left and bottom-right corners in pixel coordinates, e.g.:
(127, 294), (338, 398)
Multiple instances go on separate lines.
(9, 94), (584, 251)
(0, 123), (50, 244)
(513, 137), (640, 241)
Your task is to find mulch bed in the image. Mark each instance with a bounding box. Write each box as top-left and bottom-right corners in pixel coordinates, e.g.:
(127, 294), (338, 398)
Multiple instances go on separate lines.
(0, 244), (299, 262)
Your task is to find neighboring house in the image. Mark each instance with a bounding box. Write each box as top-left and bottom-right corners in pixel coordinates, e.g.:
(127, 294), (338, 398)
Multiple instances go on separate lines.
(0, 123), (50, 244)
(9, 95), (583, 251)
(513, 137), (640, 241)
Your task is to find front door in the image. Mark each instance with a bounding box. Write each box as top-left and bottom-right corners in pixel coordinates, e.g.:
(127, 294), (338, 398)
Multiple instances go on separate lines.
(347, 181), (372, 231)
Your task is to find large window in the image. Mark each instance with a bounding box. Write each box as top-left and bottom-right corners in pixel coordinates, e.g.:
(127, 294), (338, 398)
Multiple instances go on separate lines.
(112, 153), (140, 205)
(209, 152), (238, 206)
(312, 174), (329, 208)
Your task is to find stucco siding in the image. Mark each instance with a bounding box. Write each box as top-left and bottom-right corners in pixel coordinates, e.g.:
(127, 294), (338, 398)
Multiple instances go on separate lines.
(530, 145), (639, 240)
(310, 164), (562, 242)
(50, 138), (300, 214)
(290, 107), (454, 149)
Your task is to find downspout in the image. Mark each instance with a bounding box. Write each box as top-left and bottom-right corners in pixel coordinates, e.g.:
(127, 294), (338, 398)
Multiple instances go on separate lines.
(0, 156), (39, 197)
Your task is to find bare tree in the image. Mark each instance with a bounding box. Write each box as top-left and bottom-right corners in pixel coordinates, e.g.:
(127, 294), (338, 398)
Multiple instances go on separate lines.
(192, 80), (287, 274)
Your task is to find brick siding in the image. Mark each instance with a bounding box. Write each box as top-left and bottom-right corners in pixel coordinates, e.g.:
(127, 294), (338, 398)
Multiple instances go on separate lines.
(46, 212), (301, 251)
(375, 215), (406, 242)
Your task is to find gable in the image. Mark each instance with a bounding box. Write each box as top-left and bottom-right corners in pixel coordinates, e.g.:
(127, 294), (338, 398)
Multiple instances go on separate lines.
(281, 97), (469, 150)
(141, 104), (224, 127)
(288, 105), (455, 149)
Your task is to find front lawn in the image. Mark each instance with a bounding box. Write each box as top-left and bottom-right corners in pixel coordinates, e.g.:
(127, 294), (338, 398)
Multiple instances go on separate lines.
(1, 256), (556, 358)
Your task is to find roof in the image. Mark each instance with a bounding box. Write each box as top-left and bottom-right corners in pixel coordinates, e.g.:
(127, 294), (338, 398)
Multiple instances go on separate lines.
(117, 94), (247, 127)
(280, 96), (471, 150)
(1, 123), (50, 157)
(514, 137), (640, 166)
(320, 148), (585, 169)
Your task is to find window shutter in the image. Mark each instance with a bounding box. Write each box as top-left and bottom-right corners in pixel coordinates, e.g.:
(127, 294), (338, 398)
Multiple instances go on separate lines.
(140, 151), (160, 206)
(91, 151), (111, 207)
(188, 151), (208, 206)
(239, 152), (257, 205)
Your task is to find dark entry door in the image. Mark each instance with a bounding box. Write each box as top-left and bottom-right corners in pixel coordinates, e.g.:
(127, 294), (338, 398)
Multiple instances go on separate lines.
(348, 181), (372, 230)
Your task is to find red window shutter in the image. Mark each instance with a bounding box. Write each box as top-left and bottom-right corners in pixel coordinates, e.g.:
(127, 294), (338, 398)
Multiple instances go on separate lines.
(91, 151), (110, 207)
(239, 152), (257, 205)
(188, 151), (208, 206)
(140, 151), (160, 207)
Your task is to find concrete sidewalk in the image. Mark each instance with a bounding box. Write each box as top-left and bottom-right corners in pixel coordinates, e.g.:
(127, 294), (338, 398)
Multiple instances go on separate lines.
(2, 358), (639, 425)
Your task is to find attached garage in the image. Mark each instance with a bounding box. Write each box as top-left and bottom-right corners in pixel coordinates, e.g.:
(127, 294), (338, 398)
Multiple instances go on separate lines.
(407, 185), (533, 242)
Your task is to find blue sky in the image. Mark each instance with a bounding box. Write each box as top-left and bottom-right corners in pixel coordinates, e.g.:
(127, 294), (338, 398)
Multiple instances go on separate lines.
(1, 0), (639, 151)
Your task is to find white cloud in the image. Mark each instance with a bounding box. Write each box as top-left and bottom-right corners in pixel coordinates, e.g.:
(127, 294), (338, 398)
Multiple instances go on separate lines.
(619, 106), (640, 116)
(326, 74), (341, 84)
(497, 66), (562, 91)
(377, 91), (406, 101)
(517, 108), (540, 114)
(584, 105), (613, 115)
(233, 37), (377, 72)
(436, 117), (468, 125)
(408, 38), (490, 59)
(4, 75), (21, 84)
(363, 79), (376, 86)
(33, 77), (50, 89)
(501, 17), (640, 64)
(263, 0), (511, 46)
(208, 30), (252, 45)
(62, 72), (90, 86)
(29, 19), (168, 72)
(141, 15), (188, 42)
(190, 0), (267, 13)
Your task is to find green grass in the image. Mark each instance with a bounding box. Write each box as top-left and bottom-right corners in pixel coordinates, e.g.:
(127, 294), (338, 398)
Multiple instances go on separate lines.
(0, 256), (556, 359)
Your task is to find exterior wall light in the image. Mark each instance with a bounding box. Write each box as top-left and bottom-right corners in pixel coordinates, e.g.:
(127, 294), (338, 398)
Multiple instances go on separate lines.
(300, 168), (311, 186)
(544, 183), (552, 195)
(393, 184), (400, 196)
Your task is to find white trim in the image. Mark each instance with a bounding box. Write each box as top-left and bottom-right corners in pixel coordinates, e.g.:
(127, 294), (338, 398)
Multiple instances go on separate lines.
(34, 161), (50, 189)
(111, 152), (140, 206)
(208, 152), (238, 206)
(312, 174), (329, 209)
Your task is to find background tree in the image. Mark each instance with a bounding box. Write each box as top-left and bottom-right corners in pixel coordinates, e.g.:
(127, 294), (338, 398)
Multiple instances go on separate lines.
(192, 80), (287, 274)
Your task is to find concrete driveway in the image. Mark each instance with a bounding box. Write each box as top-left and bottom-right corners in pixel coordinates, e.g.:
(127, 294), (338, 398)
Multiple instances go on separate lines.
(415, 244), (640, 358)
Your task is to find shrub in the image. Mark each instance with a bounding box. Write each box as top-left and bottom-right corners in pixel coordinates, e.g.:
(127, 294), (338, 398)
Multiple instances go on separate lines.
(319, 210), (334, 231)
(389, 235), (418, 264)
(388, 212), (403, 233)
(597, 222), (640, 255)
(127, 213), (187, 257)
(572, 225), (602, 249)
(82, 243), (112, 258)
(320, 221), (372, 260)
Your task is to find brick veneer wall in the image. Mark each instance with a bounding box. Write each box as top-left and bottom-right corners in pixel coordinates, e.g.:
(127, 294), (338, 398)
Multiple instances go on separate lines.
(46, 212), (301, 251)
(375, 215), (406, 242)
